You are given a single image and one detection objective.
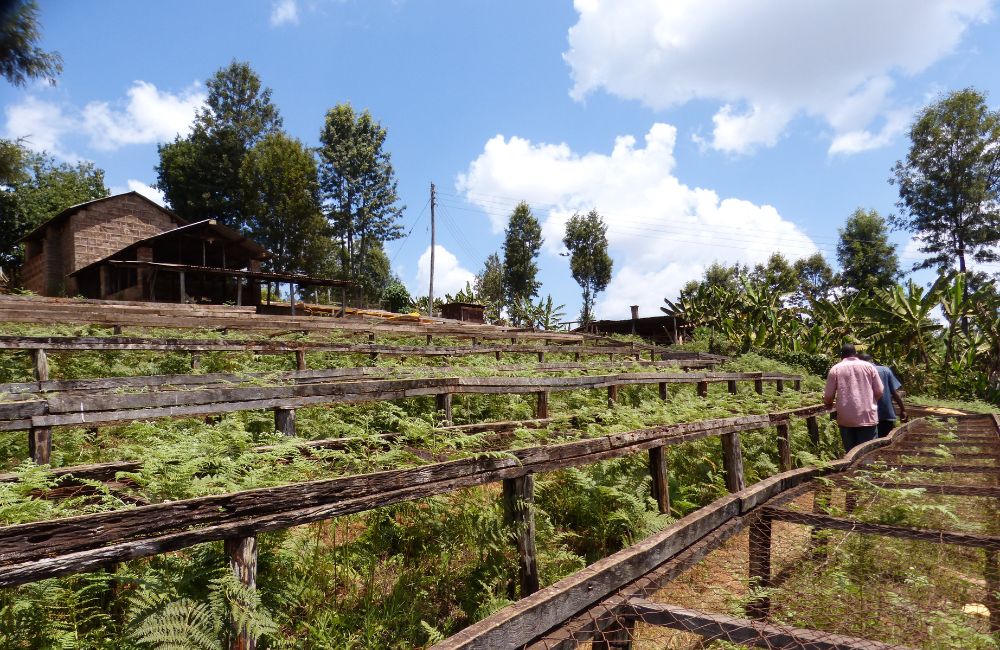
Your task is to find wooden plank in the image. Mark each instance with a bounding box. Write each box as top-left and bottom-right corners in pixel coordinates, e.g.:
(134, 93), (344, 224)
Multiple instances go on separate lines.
(764, 507), (1000, 548)
(621, 600), (909, 650)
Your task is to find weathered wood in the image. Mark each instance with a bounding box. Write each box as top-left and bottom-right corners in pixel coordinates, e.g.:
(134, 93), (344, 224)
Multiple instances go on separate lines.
(727, 379), (737, 394)
(503, 475), (539, 598)
(31, 348), (48, 382)
(28, 426), (51, 465)
(775, 378), (784, 394)
(190, 352), (200, 370)
(697, 381), (708, 398)
(806, 415), (820, 448)
(436, 392), (453, 425)
(274, 408), (295, 437)
(764, 506), (1000, 548)
(225, 535), (258, 650)
(721, 431), (746, 492)
(622, 600), (904, 650)
(658, 382), (668, 401)
(747, 512), (772, 618)
(648, 446), (670, 515)
(792, 379), (801, 391)
(295, 349), (307, 371)
(535, 391), (549, 419)
(754, 378), (764, 395)
(607, 384), (619, 407)
(776, 422), (792, 472)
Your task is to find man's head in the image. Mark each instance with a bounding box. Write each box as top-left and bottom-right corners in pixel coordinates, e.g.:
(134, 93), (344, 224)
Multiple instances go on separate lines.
(859, 353), (874, 363)
(840, 343), (857, 358)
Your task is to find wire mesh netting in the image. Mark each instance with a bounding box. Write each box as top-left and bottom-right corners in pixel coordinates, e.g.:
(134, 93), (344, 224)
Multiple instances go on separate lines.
(528, 415), (1000, 649)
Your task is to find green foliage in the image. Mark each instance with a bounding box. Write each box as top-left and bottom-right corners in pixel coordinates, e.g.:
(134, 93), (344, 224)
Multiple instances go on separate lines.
(502, 202), (543, 324)
(318, 103), (404, 302)
(0, 0), (62, 87)
(891, 87), (1000, 274)
(381, 276), (413, 313)
(473, 253), (504, 324)
(562, 209), (613, 323)
(156, 60), (282, 231)
(837, 208), (900, 295)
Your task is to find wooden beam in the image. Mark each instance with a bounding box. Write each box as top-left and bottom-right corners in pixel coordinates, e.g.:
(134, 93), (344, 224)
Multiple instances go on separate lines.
(621, 600), (905, 650)
(721, 431), (746, 492)
(225, 535), (258, 650)
(648, 446), (670, 515)
(503, 475), (539, 598)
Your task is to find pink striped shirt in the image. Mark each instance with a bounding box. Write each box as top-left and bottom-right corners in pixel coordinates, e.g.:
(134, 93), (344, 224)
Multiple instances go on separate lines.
(823, 357), (884, 427)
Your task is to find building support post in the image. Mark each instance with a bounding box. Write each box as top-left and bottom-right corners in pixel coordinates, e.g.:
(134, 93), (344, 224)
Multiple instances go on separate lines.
(503, 475), (539, 598)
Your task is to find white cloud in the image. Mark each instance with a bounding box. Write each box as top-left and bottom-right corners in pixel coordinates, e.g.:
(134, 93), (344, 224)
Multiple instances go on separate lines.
(458, 124), (818, 318)
(270, 0), (299, 26)
(564, 0), (992, 154)
(3, 96), (77, 158)
(81, 81), (204, 150)
(4, 81), (204, 158)
(126, 180), (166, 206)
(414, 245), (476, 298)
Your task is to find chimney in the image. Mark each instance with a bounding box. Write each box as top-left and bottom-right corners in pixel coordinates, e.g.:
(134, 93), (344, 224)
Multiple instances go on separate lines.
(630, 305), (639, 334)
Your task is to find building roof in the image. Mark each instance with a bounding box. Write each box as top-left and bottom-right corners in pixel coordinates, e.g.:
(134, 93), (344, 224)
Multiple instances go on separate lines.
(19, 191), (188, 243)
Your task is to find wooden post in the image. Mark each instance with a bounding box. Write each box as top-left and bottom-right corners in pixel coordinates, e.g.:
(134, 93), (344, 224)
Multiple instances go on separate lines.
(426, 334), (433, 346)
(986, 549), (1000, 634)
(236, 278), (242, 306)
(648, 446), (670, 515)
(537, 351), (545, 363)
(776, 379), (784, 394)
(495, 351), (502, 361)
(28, 426), (51, 465)
(697, 381), (709, 398)
(811, 482), (831, 559)
(190, 353), (200, 370)
(179, 270), (186, 303)
(436, 392), (453, 425)
(727, 380), (738, 394)
(649, 348), (657, 362)
(754, 378), (764, 395)
(503, 475), (539, 598)
(806, 416), (820, 449)
(225, 535), (258, 650)
(776, 422), (792, 472)
(593, 617), (635, 650)
(368, 333), (377, 360)
(340, 287), (347, 316)
(721, 431), (746, 493)
(658, 382), (668, 401)
(295, 349), (307, 371)
(607, 384), (619, 407)
(574, 351), (581, 362)
(535, 391), (549, 419)
(793, 379), (802, 391)
(747, 512), (772, 619)
(31, 348), (49, 382)
(112, 324), (122, 335)
(289, 283), (296, 316)
(274, 407), (295, 436)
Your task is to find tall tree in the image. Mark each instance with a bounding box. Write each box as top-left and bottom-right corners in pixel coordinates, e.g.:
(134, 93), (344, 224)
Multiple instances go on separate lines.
(792, 252), (835, 304)
(0, 147), (108, 279)
(318, 103), (404, 301)
(474, 252), (504, 323)
(837, 208), (900, 294)
(891, 88), (1000, 276)
(239, 132), (330, 276)
(156, 61), (282, 231)
(750, 252), (797, 294)
(0, 0), (62, 87)
(562, 209), (613, 324)
(502, 201), (543, 325)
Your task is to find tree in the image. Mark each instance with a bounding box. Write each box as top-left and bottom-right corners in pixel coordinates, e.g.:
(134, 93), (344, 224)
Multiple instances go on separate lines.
(502, 201), (543, 325)
(837, 208), (900, 295)
(239, 132), (330, 276)
(381, 276), (412, 313)
(0, 1), (62, 87)
(891, 88), (1000, 276)
(0, 147), (108, 279)
(474, 252), (504, 323)
(318, 103), (404, 301)
(562, 209), (612, 324)
(792, 253), (835, 304)
(156, 61), (282, 231)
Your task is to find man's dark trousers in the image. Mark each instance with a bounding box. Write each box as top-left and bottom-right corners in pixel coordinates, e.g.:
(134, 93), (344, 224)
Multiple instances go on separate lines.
(877, 420), (896, 438)
(840, 425), (877, 452)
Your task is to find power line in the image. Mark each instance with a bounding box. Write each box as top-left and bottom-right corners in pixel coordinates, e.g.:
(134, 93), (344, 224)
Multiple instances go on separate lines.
(389, 196), (430, 266)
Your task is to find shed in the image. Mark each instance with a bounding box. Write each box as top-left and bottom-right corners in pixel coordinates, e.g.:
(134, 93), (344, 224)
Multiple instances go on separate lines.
(440, 302), (486, 324)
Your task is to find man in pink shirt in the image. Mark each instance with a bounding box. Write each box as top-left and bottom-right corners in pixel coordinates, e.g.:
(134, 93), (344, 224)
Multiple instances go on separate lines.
(823, 343), (884, 452)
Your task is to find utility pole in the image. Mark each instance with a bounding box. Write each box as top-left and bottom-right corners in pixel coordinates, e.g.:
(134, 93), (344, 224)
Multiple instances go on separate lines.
(428, 182), (436, 317)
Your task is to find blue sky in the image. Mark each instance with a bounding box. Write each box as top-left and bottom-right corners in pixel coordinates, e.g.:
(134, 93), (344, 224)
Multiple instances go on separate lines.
(3, 0), (1000, 320)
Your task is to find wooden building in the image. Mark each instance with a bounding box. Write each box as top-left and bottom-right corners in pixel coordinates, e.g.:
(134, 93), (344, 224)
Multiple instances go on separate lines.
(578, 306), (688, 345)
(440, 302), (486, 324)
(20, 192), (350, 307)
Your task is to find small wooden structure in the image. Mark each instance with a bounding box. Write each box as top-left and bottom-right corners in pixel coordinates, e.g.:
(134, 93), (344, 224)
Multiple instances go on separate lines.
(440, 302), (486, 324)
(578, 306), (688, 345)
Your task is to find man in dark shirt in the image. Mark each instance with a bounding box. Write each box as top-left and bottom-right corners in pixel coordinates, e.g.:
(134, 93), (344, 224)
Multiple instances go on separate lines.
(859, 354), (906, 437)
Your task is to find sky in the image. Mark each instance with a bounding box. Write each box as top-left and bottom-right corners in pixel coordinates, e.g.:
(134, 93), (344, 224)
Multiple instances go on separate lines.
(4, 0), (1000, 321)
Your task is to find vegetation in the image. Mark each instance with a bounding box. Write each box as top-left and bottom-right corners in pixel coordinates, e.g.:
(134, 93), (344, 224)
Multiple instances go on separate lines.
(563, 209), (612, 324)
(837, 208), (900, 295)
(0, 0), (62, 88)
(502, 202), (543, 326)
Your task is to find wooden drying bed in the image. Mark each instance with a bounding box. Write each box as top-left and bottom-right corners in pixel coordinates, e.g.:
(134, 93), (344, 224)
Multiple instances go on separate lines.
(435, 413), (1000, 650)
